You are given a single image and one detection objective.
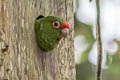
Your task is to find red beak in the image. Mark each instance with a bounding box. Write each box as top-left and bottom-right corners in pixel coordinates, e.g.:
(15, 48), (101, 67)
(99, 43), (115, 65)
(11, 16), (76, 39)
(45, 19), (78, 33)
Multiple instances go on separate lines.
(61, 22), (70, 36)
(62, 22), (70, 29)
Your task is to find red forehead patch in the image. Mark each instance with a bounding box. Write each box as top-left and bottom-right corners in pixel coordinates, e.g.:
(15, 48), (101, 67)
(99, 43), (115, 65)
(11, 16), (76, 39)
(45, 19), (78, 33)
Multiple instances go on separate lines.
(62, 22), (70, 29)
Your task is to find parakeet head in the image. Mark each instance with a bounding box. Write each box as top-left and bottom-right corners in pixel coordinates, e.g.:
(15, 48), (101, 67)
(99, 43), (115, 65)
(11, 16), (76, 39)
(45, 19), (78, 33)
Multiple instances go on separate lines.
(35, 16), (70, 51)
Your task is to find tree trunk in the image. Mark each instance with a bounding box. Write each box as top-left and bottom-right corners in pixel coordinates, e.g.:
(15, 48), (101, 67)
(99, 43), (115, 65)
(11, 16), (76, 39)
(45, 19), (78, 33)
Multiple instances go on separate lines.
(0, 0), (75, 80)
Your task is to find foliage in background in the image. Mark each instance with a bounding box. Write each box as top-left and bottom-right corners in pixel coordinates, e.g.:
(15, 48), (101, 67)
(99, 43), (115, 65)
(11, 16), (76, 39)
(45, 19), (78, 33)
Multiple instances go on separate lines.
(75, 14), (95, 80)
(75, 3), (120, 79)
(75, 12), (120, 80)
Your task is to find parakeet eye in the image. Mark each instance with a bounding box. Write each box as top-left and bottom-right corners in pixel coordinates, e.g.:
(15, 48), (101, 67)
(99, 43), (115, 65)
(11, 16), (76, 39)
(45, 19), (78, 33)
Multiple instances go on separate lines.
(52, 21), (60, 28)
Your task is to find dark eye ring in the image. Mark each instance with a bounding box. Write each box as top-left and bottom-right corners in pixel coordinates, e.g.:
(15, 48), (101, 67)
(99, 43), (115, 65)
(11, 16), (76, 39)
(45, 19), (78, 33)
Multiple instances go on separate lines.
(52, 21), (60, 28)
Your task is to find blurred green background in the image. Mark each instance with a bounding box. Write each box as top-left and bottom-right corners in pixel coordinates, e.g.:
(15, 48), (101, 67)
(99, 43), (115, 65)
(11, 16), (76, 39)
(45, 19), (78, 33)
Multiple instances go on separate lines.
(74, 0), (120, 80)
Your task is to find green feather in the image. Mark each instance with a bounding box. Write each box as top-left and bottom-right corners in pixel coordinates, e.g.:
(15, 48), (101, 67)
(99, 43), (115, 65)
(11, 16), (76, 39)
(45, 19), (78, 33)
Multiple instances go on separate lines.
(35, 16), (65, 51)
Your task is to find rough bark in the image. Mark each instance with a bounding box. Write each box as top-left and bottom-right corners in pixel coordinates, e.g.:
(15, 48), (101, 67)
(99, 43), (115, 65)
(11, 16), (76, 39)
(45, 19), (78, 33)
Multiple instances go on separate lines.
(0, 0), (75, 80)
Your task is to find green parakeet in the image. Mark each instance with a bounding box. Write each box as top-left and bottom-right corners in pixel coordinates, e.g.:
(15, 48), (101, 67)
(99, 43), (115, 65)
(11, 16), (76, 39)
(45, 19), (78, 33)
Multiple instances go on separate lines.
(35, 16), (70, 51)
